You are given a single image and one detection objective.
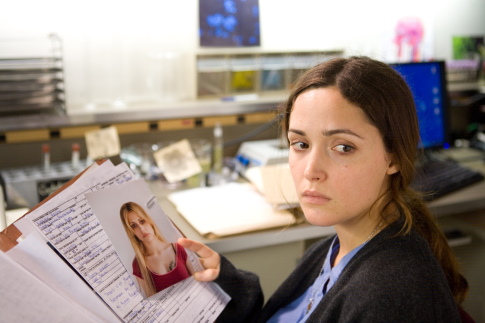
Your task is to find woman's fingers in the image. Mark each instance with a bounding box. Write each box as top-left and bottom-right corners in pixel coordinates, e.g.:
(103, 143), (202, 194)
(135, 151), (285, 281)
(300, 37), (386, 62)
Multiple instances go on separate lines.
(194, 268), (220, 282)
(178, 238), (216, 260)
(178, 238), (220, 281)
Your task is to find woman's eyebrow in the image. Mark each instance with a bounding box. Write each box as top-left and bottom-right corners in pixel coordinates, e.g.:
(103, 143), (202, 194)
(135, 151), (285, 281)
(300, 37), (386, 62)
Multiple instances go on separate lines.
(288, 128), (364, 139)
(322, 128), (364, 139)
(288, 128), (305, 136)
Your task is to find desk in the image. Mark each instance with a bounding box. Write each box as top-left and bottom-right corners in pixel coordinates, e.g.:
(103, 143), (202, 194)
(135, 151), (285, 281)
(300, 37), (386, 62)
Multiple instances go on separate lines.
(147, 148), (485, 301)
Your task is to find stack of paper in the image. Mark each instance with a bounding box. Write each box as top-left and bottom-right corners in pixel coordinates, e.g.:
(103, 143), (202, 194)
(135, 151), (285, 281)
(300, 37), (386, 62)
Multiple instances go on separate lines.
(0, 160), (230, 322)
(168, 182), (298, 238)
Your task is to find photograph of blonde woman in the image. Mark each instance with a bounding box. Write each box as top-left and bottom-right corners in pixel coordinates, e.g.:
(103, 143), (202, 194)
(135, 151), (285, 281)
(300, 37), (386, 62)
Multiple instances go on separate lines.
(120, 201), (195, 297)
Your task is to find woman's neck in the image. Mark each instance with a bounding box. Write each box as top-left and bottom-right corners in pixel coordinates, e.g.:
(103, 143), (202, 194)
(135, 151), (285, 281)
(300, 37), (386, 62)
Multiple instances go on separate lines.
(143, 239), (169, 256)
(333, 217), (384, 267)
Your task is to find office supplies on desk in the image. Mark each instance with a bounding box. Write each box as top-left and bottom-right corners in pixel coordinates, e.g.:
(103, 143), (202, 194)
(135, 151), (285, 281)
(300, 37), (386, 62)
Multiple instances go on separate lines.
(213, 122), (224, 174)
(391, 61), (485, 200)
(42, 143), (51, 172)
(236, 139), (289, 176)
(71, 143), (81, 170)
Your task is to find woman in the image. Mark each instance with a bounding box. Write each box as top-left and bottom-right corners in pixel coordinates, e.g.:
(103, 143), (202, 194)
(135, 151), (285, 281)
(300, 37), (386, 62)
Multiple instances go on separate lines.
(120, 201), (194, 297)
(179, 56), (470, 322)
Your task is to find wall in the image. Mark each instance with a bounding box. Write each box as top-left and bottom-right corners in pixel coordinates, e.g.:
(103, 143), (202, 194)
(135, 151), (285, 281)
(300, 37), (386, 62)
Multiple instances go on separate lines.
(1, 0), (484, 114)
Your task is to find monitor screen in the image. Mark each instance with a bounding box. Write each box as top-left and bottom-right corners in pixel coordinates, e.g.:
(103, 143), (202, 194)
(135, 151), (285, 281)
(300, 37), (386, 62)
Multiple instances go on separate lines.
(390, 61), (449, 149)
(199, 0), (261, 47)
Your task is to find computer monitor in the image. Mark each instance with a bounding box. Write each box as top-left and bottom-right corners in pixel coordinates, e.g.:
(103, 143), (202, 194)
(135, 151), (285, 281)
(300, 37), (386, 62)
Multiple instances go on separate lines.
(390, 61), (450, 149)
(198, 0), (261, 47)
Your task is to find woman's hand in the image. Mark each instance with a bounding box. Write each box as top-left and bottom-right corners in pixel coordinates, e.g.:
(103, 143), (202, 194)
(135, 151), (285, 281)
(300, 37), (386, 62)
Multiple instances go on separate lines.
(178, 238), (220, 282)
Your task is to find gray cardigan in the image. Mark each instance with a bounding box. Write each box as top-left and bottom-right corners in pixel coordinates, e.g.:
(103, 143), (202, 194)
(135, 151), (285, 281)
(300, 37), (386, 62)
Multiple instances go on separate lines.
(215, 221), (461, 323)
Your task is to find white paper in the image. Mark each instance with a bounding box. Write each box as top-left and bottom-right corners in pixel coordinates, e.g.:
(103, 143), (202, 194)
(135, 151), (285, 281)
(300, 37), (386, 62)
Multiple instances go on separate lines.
(168, 182), (297, 237)
(0, 250), (100, 323)
(6, 234), (119, 322)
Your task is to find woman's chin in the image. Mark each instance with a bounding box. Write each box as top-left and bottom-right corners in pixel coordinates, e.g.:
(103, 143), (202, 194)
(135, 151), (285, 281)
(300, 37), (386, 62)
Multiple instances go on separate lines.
(303, 212), (335, 227)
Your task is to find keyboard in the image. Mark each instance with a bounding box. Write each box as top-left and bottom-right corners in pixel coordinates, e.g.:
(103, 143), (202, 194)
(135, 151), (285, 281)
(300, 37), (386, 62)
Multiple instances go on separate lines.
(411, 159), (484, 201)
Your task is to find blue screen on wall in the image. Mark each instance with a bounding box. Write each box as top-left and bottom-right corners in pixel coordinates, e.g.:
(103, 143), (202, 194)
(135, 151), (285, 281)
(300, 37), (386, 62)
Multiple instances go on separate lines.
(199, 0), (260, 47)
(391, 61), (449, 149)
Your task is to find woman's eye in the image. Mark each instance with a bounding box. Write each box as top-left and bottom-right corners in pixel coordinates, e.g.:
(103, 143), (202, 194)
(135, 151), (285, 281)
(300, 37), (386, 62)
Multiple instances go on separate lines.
(290, 141), (309, 151)
(333, 144), (354, 153)
(139, 219), (145, 224)
(130, 224), (137, 229)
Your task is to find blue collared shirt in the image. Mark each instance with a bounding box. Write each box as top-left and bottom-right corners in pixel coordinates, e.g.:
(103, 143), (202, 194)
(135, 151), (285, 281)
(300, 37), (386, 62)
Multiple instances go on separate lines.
(267, 236), (365, 323)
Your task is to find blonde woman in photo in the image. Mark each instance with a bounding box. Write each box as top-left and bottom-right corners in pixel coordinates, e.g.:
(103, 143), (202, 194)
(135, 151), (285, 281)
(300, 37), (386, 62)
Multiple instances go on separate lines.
(120, 201), (194, 297)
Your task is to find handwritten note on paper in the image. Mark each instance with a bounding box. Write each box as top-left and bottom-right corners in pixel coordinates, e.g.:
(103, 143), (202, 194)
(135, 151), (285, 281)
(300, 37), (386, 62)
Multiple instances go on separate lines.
(131, 278), (229, 322)
(16, 162), (229, 322)
(26, 162), (142, 320)
(85, 126), (121, 160)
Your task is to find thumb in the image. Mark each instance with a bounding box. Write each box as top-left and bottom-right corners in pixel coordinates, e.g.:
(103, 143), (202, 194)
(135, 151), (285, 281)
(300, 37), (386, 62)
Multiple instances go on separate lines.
(194, 268), (220, 282)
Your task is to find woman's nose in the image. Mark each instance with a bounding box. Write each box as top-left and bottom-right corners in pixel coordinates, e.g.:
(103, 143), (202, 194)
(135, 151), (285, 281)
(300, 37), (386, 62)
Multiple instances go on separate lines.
(304, 150), (326, 181)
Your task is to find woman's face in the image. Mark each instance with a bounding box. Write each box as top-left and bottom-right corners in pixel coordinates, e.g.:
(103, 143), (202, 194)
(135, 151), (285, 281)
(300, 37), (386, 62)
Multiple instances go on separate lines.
(288, 87), (398, 228)
(127, 210), (155, 243)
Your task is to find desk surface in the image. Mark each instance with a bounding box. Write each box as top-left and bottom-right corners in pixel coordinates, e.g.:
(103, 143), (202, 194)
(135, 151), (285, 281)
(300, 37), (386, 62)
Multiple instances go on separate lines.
(149, 148), (485, 254)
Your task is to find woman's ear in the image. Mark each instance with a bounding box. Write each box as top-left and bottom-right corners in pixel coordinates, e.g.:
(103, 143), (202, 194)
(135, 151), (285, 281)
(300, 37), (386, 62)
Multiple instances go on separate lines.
(386, 154), (400, 175)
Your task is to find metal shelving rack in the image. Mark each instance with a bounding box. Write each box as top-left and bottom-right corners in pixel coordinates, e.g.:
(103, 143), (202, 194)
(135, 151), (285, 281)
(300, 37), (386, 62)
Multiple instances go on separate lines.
(0, 34), (65, 116)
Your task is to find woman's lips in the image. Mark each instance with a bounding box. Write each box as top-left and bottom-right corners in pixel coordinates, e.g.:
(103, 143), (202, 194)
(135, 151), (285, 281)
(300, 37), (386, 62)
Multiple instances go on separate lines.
(302, 190), (331, 204)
